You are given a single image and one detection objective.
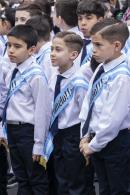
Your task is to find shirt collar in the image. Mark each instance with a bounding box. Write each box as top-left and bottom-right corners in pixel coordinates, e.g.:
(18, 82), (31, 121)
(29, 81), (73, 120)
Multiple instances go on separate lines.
(58, 65), (76, 79)
(17, 56), (34, 74)
(103, 54), (126, 72)
(35, 41), (51, 57)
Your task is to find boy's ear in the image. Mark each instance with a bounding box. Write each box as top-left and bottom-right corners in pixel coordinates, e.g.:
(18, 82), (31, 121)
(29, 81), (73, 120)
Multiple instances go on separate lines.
(114, 41), (122, 51)
(2, 20), (11, 31)
(28, 45), (36, 56)
(56, 15), (63, 27)
(70, 51), (79, 60)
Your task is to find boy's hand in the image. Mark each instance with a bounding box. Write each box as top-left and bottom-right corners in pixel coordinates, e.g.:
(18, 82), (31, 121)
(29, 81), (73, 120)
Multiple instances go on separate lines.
(32, 154), (41, 162)
(0, 137), (7, 146)
(80, 138), (94, 156)
(80, 137), (94, 166)
(0, 138), (8, 151)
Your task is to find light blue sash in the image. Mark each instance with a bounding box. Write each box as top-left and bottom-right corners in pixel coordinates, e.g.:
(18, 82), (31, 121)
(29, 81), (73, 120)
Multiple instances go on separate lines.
(89, 62), (130, 108)
(50, 77), (88, 127)
(3, 66), (43, 135)
(40, 77), (89, 166)
(5, 66), (42, 104)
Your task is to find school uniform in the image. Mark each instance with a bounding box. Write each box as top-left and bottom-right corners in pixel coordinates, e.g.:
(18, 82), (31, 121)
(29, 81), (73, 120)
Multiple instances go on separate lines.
(74, 39), (93, 70)
(34, 41), (56, 82)
(68, 26), (83, 38)
(79, 61), (93, 80)
(0, 35), (7, 57)
(0, 34), (16, 78)
(1, 56), (51, 195)
(80, 54), (130, 195)
(49, 65), (96, 195)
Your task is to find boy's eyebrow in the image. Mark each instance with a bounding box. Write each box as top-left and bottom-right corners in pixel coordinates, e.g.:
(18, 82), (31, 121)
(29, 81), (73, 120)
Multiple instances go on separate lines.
(6, 42), (22, 46)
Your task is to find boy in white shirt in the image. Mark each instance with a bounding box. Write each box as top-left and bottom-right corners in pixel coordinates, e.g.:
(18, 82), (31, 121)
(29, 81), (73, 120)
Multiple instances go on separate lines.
(44, 31), (96, 195)
(80, 18), (130, 195)
(0, 25), (51, 195)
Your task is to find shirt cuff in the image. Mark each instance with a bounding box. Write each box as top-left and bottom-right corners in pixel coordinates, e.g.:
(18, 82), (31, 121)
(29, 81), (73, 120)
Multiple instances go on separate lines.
(88, 140), (102, 152)
(0, 122), (7, 139)
(33, 142), (43, 155)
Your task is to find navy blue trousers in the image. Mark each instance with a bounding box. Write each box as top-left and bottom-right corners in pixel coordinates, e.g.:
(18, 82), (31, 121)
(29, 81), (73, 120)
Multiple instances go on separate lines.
(7, 123), (49, 195)
(53, 124), (96, 195)
(92, 129), (130, 195)
(0, 144), (8, 195)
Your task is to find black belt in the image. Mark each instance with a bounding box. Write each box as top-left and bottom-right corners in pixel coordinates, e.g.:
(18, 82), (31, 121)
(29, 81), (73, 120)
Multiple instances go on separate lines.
(7, 120), (30, 125)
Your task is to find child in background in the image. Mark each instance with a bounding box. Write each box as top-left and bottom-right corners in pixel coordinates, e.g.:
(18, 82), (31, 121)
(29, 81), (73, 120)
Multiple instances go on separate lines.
(77, 0), (105, 66)
(53, 0), (82, 36)
(26, 15), (55, 82)
(80, 18), (130, 195)
(0, 6), (15, 57)
(52, 0), (83, 70)
(15, 2), (53, 38)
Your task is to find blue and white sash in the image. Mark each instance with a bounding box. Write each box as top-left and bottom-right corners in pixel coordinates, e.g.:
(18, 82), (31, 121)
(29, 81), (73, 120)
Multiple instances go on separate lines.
(89, 62), (130, 107)
(5, 66), (42, 104)
(50, 77), (88, 128)
(40, 77), (88, 168)
(3, 66), (43, 135)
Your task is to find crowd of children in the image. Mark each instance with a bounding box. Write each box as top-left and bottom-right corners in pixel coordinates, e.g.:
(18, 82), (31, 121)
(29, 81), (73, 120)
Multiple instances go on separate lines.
(0, 0), (130, 195)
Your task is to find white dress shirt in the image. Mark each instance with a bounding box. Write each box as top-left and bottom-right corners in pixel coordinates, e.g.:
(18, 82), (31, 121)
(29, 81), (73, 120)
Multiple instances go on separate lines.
(34, 41), (57, 82)
(49, 65), (90, 129)
(1, 57), (52, 155)
(74, 40), (93, 70)
(80, 54), (130, 152)
(68, 26), (83, 38)
(0, 35), (7, 57)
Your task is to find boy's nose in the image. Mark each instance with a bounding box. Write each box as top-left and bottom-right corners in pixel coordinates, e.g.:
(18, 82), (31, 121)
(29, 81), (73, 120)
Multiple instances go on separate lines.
(92, 47), (97, 55)
(80, 19), (87, 26)
(8, 47), (14, 54)
(51, 50), (56, 56)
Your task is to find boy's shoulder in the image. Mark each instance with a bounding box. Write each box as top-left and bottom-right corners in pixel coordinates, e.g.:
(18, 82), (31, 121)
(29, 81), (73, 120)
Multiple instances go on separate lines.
(38, 41), (51, 54)
(104, 54), (129, 76)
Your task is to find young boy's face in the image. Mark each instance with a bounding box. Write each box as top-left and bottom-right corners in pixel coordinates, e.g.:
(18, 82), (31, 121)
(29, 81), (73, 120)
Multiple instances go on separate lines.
(15, 10), (31, 26)
(92, 33), (121, 64)
(78, 14), (103, 38)
(51, 37), (77, 73)
(7, 36), (35, 64)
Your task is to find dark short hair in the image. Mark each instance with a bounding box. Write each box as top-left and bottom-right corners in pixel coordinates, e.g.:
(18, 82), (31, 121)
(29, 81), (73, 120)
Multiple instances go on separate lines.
(26, 15), (50, 41)
(0, 7), (15, 27)
(54, 31), (83, 53)
(77, 0), (105, 18)
(55, 0), (78, 27)
(7, 24), (38, 48)
(16, 3), (53, 30)
(90, 18), (129, 49)
(16, 3), (43, 17)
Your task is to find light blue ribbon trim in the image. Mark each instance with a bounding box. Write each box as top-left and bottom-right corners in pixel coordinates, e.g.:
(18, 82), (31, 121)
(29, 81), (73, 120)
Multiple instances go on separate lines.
(50, 77), (88, 127)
